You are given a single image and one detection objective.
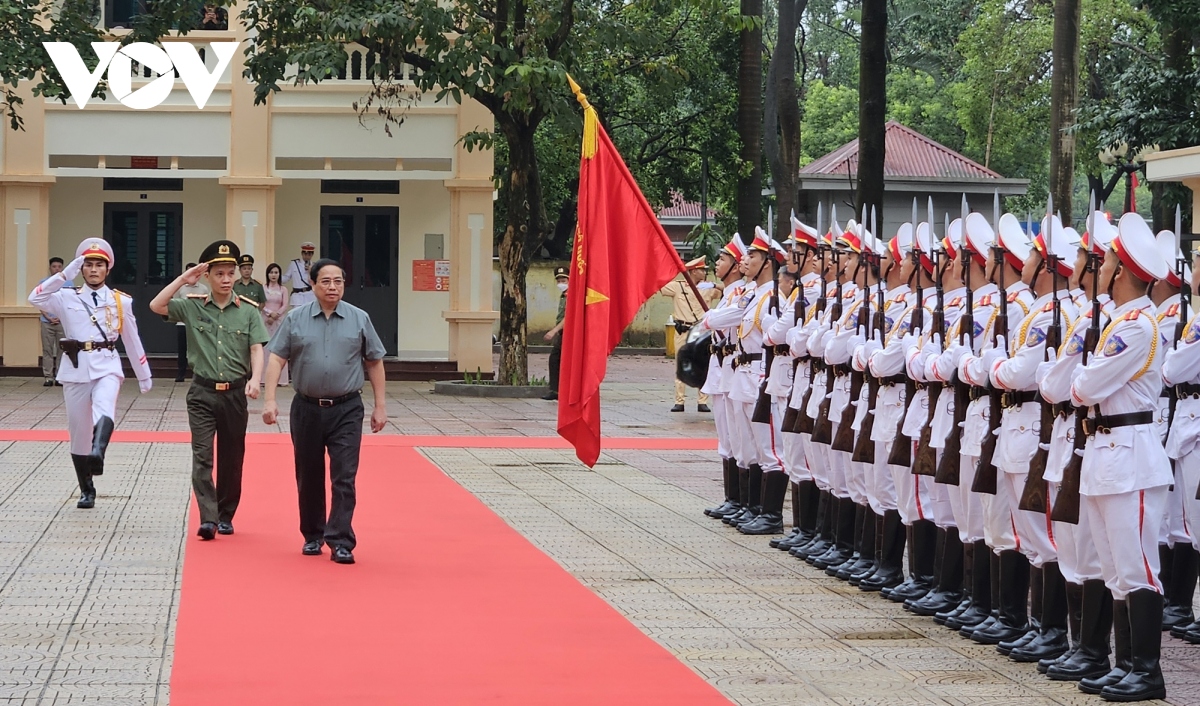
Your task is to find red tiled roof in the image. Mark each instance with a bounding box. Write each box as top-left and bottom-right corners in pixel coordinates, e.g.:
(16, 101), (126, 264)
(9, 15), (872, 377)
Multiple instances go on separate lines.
(800, 121), (1003, 179)
(658, 191), (719, 220)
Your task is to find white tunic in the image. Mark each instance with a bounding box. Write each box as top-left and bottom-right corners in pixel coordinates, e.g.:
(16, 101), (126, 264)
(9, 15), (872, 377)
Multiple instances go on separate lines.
(282, 258), (315, 308)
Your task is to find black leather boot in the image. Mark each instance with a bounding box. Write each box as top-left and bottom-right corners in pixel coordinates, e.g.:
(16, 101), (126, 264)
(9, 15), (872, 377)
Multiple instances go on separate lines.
(948, 540), (992, 630)
(937, 539), (973, 625)
(1042, 580), (1084, 673)
(1050, 579), (1112, 682)
(999, 563), (1042, 655)
(88, 415), (114, 476)
(1080, 595), (1129, 694)
(889, 519), (937, 602)
(71, 454), (95, 509)
(910, 526), (964, 616)
(1172, 617), (1200, 639)
(793, 490), (832, 559)
(771, 483), (802, 547)
(741, 470), (788, 535)
(861, 509), (905, 592)
(724, 467), (752, 524)
(807, 496), (846, 565)
(963, 550), (1002, 638)
(706, 458), (739, 517)
(1100, 590), (1166, 702)
(848, 508), (879, 584)
(972, 549), (1029, 644)
(1163, 543), (1197, 631)
(735, 464), (764, 528)
(1011, 561), (1070, 662)
(814, 497), (857, 569)
(833, 503), (872, 578)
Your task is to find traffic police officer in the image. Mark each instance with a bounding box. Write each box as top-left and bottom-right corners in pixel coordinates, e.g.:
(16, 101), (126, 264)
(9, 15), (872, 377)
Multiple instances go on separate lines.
(28, 238), (153, 508)
(150, 240), (270, 541)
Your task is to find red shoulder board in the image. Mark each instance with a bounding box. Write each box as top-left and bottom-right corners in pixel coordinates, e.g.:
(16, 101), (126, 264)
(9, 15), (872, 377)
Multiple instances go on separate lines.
(977, 295), (993, 307)
(1007, 292), (1021, 303)
(1042, 302), (1055, 313)
(1166, 303), (1180, 318)
(1124, 309), (1141, 322)
(947, 296), (963, 308)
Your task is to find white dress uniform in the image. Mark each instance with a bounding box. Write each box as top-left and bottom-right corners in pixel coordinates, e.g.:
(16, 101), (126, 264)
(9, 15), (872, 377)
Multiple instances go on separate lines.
(862, 283), (912, 514)
(700, 276), (748, 464)
(771, 272), (822, 483)
(1164, 310), (1200, 557)
(282, 257), (315, 308)
(819, 280), (862, 499)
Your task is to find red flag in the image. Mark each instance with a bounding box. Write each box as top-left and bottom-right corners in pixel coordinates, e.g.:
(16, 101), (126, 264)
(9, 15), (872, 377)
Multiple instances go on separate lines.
(558, 77), (691, 467)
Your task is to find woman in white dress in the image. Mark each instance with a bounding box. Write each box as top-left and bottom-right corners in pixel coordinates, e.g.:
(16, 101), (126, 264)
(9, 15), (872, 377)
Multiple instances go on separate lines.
(262, 263), (290, 385)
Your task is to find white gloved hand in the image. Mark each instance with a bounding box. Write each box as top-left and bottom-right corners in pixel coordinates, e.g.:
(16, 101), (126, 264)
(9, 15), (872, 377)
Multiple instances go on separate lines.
(981, 335), (1008, 370)
(901, 332), (922, 356)
(62, 256), (85, 281)
(696, 281), (715, 290)
(1035, 347), (1058, 380)
(861, 336), (883, 359)
(138, 377), (152, 394)
(945, 342), (969, 368)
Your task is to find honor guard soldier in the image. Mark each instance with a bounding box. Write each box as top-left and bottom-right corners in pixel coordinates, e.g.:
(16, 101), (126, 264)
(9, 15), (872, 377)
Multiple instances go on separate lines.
(233, 254), (267, 309)
(1070, 213), (1172, 702)
(283, 242), (316, 309)
(150, 240), (270, 541)
(28, 238), (153, 508)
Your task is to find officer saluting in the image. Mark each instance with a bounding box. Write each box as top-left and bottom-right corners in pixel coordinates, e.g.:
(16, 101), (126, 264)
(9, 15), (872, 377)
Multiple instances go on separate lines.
(150, 240), (270, 541)
(282, 242), (316, 309)
(232, 253), (266, 308)
(28, 238), (153, 508)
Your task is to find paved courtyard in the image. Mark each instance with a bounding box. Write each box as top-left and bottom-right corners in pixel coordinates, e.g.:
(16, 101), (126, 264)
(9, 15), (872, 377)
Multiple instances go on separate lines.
(0, 354), (1196, 705)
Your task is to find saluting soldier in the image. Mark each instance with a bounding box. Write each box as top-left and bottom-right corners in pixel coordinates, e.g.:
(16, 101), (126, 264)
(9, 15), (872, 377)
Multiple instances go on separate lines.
(150, 240), (269, 541)
(283, 242), (317, 309)
(233, 254), (267, 309)
(28, 238), (153, 508)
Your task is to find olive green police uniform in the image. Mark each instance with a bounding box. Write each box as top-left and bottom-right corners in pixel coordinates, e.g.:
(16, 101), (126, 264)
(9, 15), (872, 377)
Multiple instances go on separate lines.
(233, 254), (267, 308)
(168, 241), (269, 535)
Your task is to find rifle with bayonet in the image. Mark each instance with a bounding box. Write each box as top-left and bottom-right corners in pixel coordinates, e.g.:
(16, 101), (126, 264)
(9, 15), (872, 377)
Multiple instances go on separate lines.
(1052, 200), (1102, 523)
(751, 248), (782, 424)
(811, 239), (843, 446)
(834, 212), (871, 452)
(888, 200), (925, 467)
(781, 244), (809, 434)
(794, 216), (830, 435)
(936, 199), (975, 485)
(1020, 198), (1062, 512)
(972, 195), (1008, 495)
(913, 203), (946, 476)
(853, 207), (884, 464)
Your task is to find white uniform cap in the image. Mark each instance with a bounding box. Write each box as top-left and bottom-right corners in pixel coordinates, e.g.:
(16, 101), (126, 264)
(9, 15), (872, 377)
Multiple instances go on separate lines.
(1034, 216), (1076, 276)
(1155, 230), (1191, 287)
(1085, 212), (1116, 254)
(887, 223), (914, 261)
(1112, 213), (1168, 283)
(962, 213), (995, 265)
(996, 213), (1033, 268)
(76, 238), (114, 263)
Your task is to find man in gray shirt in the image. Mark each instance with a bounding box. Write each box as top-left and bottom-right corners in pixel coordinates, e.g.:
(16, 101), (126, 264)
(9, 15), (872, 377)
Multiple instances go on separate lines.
(262, 258), (388, 564)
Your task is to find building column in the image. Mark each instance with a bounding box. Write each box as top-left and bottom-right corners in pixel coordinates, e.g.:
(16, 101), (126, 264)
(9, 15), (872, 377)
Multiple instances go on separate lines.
(0, 80), (54, 367)
(442, 96), (497, 373)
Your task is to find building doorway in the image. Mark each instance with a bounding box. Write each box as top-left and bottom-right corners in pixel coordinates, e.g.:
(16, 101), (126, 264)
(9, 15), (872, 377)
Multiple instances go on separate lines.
(102, 202), (183, 355)
(320, 206), (399, 355)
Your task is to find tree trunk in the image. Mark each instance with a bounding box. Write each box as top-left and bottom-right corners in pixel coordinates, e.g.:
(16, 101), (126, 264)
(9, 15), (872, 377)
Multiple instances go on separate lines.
(1049, 0), (1081, 223)
(496, 119), (544, 386)
(769, 0), (803, 241)
(855, 0), (887, 221)
(737, 0), (764, 237)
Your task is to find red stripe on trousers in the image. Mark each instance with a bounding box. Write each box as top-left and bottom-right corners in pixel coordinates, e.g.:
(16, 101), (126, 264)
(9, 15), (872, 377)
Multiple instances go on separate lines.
(1139, 490), (1156, 588)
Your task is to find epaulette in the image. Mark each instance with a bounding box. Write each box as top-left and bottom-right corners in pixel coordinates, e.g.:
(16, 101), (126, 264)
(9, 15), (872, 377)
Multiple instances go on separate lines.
(186, 293), (207, 299)
(947, 296), (963, 308)
(238, 295), (260, 309)
(112, 289), (131, 299)
(1008, 292), (1021, 303)
(1123, 309), (1141, 322)
(1166, 303), (1180, 318)
(1043, 302), (1055, 313)
(977, 295), (993, 307)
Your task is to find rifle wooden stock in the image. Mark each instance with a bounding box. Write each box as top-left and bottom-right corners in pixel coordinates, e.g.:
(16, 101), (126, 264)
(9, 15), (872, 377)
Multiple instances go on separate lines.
(751, 347), (776, 424)
(912, 384), (942, 476)
(971, 390), (1003, 494)
(852, 376), (879, 463)
(887, 379), (915, 466)
(1018, 401), (1054, 512)
(781, 358), (804, 434)
(832, 370), (863, 452)
(1052, 323), (1099, 523)
(810, 367), (836, 444)
(934, 380), (970, 485)
(793, 363), (817, 434)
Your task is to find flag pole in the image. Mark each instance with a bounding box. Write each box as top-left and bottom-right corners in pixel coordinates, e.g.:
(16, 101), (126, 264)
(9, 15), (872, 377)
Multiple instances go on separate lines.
(566, 74), (708, 312)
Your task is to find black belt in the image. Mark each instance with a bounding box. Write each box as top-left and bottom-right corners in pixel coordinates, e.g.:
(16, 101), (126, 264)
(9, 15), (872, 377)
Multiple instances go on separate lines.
(969, 385), (990, 401)
(721, 344), (737, 356)
(832, 363), (850, 377)
(880, 374), (907, 387)
(812, 359), (827, 373)
(192, 374), (248, 392)
(1176, 383), (1200, 399)
(296, 390), (361, 408)
(734, 353), (762, 368)
(1000, 390), (1040, 408)
(1161, 387), (1171, 400)
(772, 344), (790, 356)
(292, 286), (312, 294)
(674, 321), (695, 335)
(1052, 401), (1074, 418)
(1082, 411), (1154, 436)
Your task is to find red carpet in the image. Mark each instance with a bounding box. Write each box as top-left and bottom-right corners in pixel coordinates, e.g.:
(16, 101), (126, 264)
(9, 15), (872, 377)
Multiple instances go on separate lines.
(169, 442), (732, 705)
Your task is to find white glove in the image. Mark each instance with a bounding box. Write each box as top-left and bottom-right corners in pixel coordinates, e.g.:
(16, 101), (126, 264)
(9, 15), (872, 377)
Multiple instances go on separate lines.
(849, 327), (867, 350)
(696, 281), (715, 290)
(62, 256), (85, 281)
(925, 334), (943, 357)
(901, 333), (922, 357)
(1036, 347), (1058, 380)
(138, 377), (152, 394)
(861, 336), (883, 359)
(982, 336), (1008, 370)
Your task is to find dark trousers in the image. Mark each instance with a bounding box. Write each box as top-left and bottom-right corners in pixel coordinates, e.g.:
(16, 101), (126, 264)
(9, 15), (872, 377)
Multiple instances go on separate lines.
(176, 327), (188, 378)
(290, 395), (364, 550)
(186, 383), (248, 524)
(548, 337), (562, 392)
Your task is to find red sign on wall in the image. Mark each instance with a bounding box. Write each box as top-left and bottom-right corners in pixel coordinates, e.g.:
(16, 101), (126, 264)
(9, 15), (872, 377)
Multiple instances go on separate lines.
(130, 156), (159, 169)
(412, 259), (451, 291)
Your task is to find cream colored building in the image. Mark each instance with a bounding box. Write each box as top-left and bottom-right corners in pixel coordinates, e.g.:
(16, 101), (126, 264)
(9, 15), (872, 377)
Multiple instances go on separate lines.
(1147, 146), (1200, 233)
(0, 28), (496, 372)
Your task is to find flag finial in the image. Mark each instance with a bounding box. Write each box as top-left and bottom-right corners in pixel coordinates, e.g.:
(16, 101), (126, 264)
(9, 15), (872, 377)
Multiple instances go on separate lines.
(567, 74), (598, 159)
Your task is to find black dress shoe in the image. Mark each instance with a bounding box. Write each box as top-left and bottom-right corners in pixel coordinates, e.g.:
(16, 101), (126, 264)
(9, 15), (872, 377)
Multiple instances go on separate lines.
(542, 391), (558, 401)
(302, 540), (323, 556)
(54, 381), (62, 386)
(174, 375), (185, 383)
(43, 380), (54, 387)
(697, 404), (711, 413)
(670, 404), (685, 412)
(217, 522), (234, 535)
(197, 522), (217, 540)
(331, 546), (355, 564)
